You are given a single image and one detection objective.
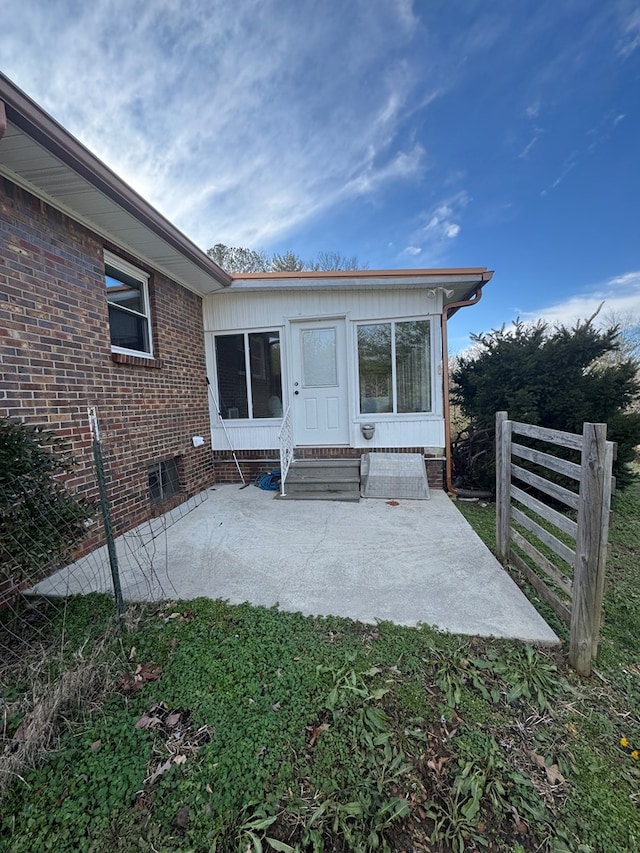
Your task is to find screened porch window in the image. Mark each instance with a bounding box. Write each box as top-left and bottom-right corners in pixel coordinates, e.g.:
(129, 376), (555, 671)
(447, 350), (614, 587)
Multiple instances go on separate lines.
(357, 320), (432, 414)
(215, 331), (282, 419)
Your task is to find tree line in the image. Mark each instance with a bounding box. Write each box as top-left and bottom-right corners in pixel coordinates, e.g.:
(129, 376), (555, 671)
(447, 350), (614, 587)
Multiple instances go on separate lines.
(207, 244), (366, 274)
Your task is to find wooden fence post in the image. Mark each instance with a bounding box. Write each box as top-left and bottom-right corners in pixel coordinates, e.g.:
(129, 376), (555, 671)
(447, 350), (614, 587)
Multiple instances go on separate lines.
(569, 422), (608, 676)
(495, 411), (512, 564)
(590, 438), (615, 661)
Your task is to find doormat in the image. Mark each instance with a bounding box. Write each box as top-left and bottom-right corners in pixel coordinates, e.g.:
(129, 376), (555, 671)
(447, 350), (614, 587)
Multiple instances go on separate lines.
(360, 452), (430, 500)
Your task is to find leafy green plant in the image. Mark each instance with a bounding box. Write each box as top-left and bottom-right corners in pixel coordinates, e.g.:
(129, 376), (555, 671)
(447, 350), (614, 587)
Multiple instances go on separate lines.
(451, 317), (640, 490)
(476, 645), (563, 711)
(0, 417), (93, 591)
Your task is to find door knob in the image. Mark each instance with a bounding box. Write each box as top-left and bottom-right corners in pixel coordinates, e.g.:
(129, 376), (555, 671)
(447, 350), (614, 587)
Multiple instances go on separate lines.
(294, 390), (299, 395)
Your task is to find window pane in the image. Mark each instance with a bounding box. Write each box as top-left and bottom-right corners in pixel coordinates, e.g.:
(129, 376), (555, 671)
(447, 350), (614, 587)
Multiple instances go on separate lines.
(106, 265), (145, 314)
(149, 458), (180, 505)
(249, 332), (282, 418)
(357, 324), (392, 413)
(108, 304), (150, 353)
(215, 334), (248, 418)
(161, 457), (180, 498)
(396, 321), (431, 413)
(149, 465), (162, 505)
(302, 328), (338, 387)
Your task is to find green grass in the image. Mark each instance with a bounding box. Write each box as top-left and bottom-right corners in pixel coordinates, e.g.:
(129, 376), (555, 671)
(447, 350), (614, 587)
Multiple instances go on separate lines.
(1, 481), (639, 852)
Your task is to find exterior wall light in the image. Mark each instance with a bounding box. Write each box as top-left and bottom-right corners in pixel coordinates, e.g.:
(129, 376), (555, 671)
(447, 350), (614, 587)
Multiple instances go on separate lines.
(361, 423), (375, 440)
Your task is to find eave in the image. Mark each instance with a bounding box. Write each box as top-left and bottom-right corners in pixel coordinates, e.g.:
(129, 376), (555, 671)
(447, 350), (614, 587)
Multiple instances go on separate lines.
(0, 72), (231, 296)
(229, 267), (493, 306)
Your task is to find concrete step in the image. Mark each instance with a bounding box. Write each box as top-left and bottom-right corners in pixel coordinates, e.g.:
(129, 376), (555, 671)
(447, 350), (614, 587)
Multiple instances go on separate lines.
(277, 489), (361, 502)
(280, 459), (361, 502)
(291, 459), (361, 467)
(286, 469), (360, 485)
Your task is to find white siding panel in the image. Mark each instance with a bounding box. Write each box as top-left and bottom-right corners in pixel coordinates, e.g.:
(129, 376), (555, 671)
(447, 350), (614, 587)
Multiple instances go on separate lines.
(204, 288), (441, 331)
(351, 418), (444, 450)
(210, 423), (281, 451)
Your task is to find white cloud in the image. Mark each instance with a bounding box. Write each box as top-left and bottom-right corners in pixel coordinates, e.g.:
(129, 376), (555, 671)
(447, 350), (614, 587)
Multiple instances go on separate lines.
(0, 0), (431, 249)
(520, 271), (640, 328)
(540, 152), (578, 195)
(394, 190), (469, 266)
(518, 127), (543, 159)
(423, 191), (467, 239)
(525, 101), (541, 119)
(616, 8), (640, 58)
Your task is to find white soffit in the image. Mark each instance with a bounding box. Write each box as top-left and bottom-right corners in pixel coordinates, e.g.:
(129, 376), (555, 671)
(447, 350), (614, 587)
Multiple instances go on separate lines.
(0, 120), (224, 296)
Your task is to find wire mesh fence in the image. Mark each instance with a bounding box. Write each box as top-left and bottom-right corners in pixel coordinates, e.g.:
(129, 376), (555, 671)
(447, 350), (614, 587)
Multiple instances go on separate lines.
(0, 412), (207, 796)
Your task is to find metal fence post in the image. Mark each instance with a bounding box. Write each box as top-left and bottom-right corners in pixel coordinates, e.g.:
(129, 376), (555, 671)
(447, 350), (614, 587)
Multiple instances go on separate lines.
(88, 408), (124, 618)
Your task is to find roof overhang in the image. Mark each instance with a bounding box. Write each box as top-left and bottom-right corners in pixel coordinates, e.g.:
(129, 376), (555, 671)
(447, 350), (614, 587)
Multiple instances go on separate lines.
(0, 73), (231, 295)
(229, 268), (493, 305)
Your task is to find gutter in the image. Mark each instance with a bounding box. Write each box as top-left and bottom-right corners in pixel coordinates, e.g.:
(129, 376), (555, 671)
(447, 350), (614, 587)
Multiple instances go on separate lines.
(441, 271), (493, 494)
(0, 100), (6, 141)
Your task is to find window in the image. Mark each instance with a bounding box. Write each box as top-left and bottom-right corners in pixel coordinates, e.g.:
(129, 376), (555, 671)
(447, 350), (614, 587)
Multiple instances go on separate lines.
(149, 458), (180, 505)
(357, 320), (432, 414)
(215, 331), (282, 419)
(105, 252), (152, 356)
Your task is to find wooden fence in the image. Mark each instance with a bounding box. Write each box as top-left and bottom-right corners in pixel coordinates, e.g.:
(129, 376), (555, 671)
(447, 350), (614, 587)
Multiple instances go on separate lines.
(495, 411), (615, 675)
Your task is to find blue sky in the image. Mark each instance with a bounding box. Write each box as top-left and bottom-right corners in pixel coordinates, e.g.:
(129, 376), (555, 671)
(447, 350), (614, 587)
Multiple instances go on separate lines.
(2, 0), (639, 351)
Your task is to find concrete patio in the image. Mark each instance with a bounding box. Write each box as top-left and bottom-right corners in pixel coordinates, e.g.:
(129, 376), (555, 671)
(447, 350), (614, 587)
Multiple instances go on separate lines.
(34, 485), (559, 644)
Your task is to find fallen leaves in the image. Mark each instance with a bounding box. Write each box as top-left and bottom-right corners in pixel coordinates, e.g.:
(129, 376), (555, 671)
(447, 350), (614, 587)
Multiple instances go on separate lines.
(426, 755), (449, 776)
(159, 607), (194, 624)
(145, 758), (173, 786)
(120, 662), (163, 694)
(526, 749), (565, 786)
(136, 703), (213, 790)
(306, 721), (330, 749)
(511, 805), (529, 834)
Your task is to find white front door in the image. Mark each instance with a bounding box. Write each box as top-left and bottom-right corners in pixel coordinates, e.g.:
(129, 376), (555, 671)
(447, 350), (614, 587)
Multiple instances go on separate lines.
(291, 319), (349, 445)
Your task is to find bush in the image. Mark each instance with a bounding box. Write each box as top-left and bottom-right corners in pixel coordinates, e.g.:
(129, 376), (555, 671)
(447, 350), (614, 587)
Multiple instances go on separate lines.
(0, 418), (94, 594)
(450, 318), (640, 491)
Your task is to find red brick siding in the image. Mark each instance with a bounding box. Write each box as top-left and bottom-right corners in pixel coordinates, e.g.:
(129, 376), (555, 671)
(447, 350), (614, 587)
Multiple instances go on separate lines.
(0, 177), (215, 539)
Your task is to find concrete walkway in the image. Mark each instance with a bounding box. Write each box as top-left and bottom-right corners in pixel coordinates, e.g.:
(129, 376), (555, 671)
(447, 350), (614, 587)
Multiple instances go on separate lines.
(35, 485), (558, 644)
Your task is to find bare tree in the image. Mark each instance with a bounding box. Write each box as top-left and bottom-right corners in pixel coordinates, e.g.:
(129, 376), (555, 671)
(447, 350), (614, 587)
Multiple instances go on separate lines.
(206, 243), (271, 273)
(206, 243), (367, 273)
(309, 250), (367, 271)
(270, 251), (306, 272)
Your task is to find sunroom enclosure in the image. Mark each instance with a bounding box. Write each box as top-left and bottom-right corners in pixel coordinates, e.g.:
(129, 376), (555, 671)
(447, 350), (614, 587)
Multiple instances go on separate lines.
(202, 269), (492, 487)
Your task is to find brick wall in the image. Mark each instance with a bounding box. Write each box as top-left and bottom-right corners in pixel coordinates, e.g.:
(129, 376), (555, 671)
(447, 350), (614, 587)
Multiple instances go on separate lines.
(0, 177), (215, 540)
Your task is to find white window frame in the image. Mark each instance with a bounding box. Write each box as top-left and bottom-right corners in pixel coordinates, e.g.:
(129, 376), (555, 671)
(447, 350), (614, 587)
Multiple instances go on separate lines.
(213, 328), (284, 421)
(355, 316), (435, 417)
(104, 250), (154, 358)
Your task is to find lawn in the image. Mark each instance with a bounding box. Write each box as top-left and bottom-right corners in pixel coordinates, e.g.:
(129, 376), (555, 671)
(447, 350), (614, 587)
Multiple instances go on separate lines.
(0, 481), (639, 852)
